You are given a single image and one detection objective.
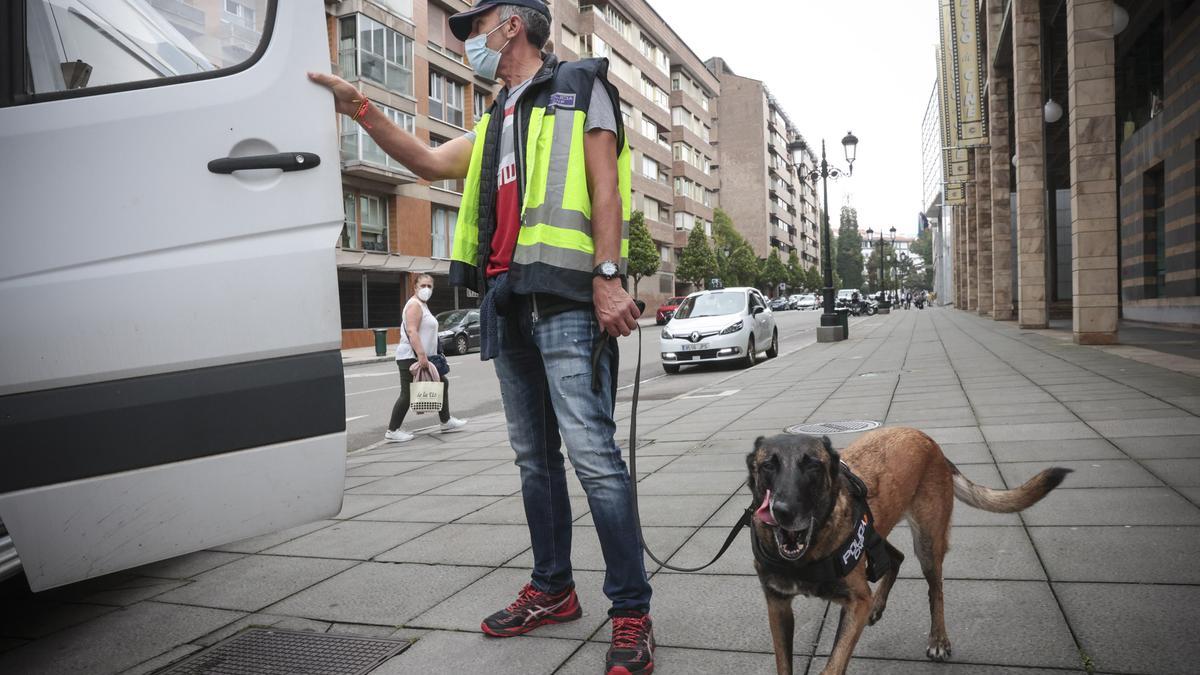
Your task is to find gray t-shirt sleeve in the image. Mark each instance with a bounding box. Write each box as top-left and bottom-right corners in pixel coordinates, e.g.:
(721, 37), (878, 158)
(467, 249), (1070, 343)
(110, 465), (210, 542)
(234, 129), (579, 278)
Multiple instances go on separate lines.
(585, 78), (618, 135)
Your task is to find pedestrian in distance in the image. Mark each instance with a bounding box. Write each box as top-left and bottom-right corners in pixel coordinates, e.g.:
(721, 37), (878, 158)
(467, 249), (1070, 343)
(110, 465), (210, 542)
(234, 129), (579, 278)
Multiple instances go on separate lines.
(383, 274), (467, 443)
(310, 1), (654, 672)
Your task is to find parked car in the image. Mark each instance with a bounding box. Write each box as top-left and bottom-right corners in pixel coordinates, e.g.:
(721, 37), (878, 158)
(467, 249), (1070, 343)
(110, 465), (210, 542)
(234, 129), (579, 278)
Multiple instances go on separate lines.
(437, 309), (481, 355)
(837, 288), (862, 303)
(655, 296), (687, 325)
(768, 296), (791, 312)
(794, 293), (820, 310)
(660, 288), (778, 374)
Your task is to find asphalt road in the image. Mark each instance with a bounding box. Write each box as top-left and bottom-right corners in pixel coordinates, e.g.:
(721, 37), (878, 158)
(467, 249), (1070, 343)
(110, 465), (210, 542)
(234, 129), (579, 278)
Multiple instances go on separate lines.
(342, 308), (830, 452)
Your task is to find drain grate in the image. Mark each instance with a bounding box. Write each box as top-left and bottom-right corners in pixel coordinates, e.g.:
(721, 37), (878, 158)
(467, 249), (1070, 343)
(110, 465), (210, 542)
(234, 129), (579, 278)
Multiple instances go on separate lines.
(785, 420), (881, 435)
(157, 628), (409, 675)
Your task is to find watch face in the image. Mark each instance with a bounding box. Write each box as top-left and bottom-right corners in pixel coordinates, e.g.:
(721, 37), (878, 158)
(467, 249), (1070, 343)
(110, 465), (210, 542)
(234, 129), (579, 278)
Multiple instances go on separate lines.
(600, 261), (618, 277)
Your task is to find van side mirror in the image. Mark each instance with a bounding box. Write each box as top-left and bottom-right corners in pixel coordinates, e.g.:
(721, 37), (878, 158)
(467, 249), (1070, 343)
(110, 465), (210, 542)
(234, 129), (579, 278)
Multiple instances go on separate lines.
(752, 306), (765, 316)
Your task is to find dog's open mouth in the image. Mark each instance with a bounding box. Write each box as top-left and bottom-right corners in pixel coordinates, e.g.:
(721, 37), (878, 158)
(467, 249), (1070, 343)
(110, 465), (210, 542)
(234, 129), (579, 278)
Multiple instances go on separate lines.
(773, 524), (812, 560)
(755, 489), (815, 561)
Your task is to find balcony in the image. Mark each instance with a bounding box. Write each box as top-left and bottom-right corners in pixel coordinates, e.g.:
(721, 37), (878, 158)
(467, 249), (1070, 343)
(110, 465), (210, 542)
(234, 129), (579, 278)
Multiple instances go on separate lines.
(150, 0), (205, 37)
(788, 225), (798, 236)
(217, 20), (260, 60)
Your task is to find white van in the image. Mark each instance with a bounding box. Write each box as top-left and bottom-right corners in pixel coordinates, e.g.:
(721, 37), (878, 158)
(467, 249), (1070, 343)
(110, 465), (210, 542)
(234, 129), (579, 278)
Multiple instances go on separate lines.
(0, 1), (346, 591)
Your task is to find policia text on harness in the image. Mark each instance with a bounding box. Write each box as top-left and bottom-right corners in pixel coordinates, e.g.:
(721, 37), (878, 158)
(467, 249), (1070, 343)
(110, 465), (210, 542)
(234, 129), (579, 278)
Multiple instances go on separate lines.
(448, 53), (632, 301)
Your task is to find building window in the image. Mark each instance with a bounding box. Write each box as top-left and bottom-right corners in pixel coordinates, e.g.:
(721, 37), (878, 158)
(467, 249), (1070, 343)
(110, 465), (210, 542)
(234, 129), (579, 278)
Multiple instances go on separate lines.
(341, 102), (414, 172)
(597, 4), (633, 42)
(610, 53), (634, 86)
(357, 193), (389, 252)
(339, 15), (413, 96)
(377, 0), (414, 21)
(640, 76), (668, 111)
(660, 245), (671, 262)
(222, 0), (256, 30)
(430, 71), (465, 127)
(562, 26), (579, 54)
(644, 198), (661, 223)
(641, 116), (658, 141)
(427, 3), (466, 63)
(341, 191), (357, 249)
(620, 100), (632, 128)
(642, 155), (658, 180)
(432, 206), (457, 259)
(474, 90), (488, 123)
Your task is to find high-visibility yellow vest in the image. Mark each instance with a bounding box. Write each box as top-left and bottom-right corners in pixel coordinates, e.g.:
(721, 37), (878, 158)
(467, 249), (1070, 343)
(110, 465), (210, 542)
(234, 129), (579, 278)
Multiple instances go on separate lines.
(449, 56), (632, 303)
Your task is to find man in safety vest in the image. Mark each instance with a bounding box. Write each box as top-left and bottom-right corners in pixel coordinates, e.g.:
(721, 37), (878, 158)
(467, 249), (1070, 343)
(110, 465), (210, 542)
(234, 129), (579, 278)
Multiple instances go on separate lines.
(310, 1), (653, 672)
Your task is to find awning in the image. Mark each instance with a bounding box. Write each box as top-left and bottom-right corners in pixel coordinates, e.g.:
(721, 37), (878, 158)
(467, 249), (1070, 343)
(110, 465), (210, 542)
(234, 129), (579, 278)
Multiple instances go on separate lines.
(336, 250), (452, 275)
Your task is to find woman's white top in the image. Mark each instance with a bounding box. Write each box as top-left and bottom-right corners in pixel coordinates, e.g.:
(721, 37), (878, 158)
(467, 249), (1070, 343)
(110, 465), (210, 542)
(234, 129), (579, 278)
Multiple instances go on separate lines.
(396, 297), (438, 360)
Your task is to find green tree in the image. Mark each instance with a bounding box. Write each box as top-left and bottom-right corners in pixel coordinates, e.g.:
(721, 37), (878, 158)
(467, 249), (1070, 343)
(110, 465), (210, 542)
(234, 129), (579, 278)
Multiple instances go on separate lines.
(836, 206), (864, 290)
(626, 211), (660, 300)
(786, 249), (804, 290)
(727, 244), (759, 287)
(910, 226), (935, 291)
(676, 225), (716, 289)
(804, 265), (823, 292)
(760, 249), (789, 296)
(711, 209), (747, 283)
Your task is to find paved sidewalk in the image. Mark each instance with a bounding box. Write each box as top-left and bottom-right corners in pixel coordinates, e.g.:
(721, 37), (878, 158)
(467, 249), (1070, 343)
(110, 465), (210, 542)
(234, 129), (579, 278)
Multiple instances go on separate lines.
(3, 308), (1198, 674)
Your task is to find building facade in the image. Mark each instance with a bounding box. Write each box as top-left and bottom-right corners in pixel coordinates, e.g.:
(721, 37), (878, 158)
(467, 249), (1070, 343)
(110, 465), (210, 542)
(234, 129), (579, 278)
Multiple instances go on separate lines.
(940, 0), (1199, 339)
(705, 58), (821, 273)
(921, 78), (955, 305)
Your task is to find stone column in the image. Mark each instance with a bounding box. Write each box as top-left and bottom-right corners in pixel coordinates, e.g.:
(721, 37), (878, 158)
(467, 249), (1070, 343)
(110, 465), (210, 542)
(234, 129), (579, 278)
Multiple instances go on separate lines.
(976, 147), (994, 317)
(987, 0), (1015, 320)
(966, 165), (978, 311)
(1012, 0), (1050, 328)
(1066, 0), (1119, 344)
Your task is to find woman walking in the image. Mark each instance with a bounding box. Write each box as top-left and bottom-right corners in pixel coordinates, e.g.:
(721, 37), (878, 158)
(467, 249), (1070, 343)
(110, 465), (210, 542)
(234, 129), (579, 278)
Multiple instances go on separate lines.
(385, 274), (466, 442)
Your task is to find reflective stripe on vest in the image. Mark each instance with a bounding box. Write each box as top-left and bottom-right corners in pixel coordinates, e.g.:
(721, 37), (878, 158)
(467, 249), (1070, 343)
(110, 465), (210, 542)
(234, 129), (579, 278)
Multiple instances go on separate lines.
(514, 107), (631, 274)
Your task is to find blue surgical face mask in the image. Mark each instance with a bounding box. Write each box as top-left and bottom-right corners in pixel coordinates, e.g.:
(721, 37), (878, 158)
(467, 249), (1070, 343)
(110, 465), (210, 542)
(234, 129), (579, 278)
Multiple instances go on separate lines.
(465, 22), (511, 81)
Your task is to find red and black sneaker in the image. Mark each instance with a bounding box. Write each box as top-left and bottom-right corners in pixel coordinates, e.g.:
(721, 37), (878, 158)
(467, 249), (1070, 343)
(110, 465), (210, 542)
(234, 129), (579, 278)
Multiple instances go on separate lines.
(606, 610), (655, 675)
(480, 583), (582, 637)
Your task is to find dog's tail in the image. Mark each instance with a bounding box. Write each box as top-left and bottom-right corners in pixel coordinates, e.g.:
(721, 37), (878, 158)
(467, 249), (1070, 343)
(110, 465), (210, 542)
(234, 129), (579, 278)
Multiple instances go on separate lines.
(946, 460), (1072, 513)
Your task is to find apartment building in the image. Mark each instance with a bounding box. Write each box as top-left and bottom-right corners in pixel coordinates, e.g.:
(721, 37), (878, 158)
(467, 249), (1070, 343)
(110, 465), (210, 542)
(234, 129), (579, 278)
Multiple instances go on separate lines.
(151, 0), (266, 68)
(571, 1), (720, 306)
(705, 58), (820, 272)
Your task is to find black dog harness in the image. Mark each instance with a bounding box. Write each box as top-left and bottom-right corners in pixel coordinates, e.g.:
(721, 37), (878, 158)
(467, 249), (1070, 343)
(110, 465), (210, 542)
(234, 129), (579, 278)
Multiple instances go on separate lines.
(750, 463), (896, 583)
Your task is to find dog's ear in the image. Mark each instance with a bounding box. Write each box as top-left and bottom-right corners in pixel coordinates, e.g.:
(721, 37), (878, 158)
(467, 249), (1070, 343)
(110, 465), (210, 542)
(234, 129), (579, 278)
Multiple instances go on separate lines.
(822, 436), (840, 477)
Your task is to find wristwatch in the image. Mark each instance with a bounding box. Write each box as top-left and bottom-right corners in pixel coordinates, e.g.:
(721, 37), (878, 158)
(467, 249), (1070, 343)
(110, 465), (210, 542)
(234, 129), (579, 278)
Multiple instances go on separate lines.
(592, 260), (620, 280)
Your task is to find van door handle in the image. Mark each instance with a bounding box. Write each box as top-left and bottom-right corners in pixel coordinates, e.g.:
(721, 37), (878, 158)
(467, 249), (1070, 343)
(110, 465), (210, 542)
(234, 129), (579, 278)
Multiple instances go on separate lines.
(208, 152), (321, 174)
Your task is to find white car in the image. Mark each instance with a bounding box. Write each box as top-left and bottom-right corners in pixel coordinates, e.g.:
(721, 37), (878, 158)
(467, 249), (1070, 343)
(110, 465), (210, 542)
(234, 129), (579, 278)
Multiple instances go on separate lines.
(660, 288), (778, 374)
(794, 293), (820, 310)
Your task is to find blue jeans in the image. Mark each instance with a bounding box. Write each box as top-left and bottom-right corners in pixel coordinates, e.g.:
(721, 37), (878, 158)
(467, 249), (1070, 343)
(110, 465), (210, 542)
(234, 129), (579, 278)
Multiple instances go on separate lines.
(493, 297), (651, 613)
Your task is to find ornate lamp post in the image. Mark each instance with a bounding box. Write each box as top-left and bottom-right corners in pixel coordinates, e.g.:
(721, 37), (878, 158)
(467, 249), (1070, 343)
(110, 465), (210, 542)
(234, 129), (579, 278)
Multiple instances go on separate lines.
(788, 131), (858, 342)
(865, 226), (896, 309)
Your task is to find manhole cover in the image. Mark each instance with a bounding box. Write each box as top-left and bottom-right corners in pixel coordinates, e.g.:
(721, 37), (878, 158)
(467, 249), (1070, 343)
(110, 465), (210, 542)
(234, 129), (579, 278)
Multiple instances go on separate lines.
(785, 420), (881, 435)
(157, 628), (409, 675)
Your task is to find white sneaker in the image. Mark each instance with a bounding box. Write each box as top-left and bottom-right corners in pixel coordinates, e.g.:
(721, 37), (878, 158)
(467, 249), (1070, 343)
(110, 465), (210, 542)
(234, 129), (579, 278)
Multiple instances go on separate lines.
(384, 429), (414, 443)
(440, 417), (468, 433)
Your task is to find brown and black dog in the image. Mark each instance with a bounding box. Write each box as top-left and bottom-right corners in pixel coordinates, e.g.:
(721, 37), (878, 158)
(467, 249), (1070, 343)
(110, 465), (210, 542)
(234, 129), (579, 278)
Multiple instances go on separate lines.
(746, 428), (1070, 675)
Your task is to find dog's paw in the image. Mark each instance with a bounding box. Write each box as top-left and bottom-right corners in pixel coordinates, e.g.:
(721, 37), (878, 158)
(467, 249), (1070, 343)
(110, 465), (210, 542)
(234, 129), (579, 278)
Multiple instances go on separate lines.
(926, 636), (952, 662)
(868, 605), (886, 625)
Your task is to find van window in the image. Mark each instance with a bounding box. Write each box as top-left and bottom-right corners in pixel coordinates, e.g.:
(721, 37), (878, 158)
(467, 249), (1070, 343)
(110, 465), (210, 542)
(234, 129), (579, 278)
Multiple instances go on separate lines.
(24, 0), (271, 97)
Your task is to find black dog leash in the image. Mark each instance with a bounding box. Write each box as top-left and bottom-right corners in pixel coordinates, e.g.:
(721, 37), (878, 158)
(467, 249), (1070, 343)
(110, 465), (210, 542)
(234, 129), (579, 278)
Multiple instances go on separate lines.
(599, 312), (751, 572)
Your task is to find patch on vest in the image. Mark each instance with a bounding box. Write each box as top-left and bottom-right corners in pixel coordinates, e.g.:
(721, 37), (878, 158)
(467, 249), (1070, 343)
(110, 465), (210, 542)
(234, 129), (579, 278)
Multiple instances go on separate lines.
(549, 92), (576, 109)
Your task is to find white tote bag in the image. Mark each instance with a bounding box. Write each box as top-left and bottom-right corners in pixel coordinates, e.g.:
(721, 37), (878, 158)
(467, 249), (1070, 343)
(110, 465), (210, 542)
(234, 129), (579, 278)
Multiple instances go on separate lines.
(409, 362), (444, 414)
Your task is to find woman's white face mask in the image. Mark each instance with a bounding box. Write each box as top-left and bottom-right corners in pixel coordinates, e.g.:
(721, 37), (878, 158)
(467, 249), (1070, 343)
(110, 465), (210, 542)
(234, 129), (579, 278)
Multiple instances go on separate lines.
(417, 287), (433, 302)
(465, 20), (511, 81)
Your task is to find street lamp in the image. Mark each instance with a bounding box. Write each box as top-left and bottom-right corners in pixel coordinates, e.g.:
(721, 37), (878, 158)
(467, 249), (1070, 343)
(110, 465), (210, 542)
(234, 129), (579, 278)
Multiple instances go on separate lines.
(865, 226), (896, 308)
(788, 131), (859, 341)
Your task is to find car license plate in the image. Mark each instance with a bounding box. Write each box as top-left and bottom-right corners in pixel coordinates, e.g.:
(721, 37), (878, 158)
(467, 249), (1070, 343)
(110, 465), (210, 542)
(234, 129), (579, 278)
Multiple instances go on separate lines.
(680, 343), (708, 351)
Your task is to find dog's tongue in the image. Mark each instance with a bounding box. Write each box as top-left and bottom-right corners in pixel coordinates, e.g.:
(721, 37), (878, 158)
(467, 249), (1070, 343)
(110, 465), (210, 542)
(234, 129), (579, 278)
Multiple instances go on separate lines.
(755, 489), (777, 526)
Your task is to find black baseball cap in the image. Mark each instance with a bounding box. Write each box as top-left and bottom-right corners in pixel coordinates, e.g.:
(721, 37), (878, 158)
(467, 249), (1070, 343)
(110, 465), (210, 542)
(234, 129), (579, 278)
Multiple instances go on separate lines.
(449, 0), (551, 42)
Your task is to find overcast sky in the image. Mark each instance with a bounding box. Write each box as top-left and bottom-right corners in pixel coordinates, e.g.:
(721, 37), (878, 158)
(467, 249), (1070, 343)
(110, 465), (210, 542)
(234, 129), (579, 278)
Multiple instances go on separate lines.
(647, 0), (941, 237)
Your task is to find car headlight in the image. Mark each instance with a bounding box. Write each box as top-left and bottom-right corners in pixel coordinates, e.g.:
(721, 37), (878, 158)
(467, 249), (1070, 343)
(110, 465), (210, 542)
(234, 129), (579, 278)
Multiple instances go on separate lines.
(661, 328), (672, 340)
(720, 320), (743, 335)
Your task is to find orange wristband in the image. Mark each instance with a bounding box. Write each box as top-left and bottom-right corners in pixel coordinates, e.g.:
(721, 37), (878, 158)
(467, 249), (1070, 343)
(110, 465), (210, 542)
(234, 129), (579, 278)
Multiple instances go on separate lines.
(352, 98), (373, 129)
